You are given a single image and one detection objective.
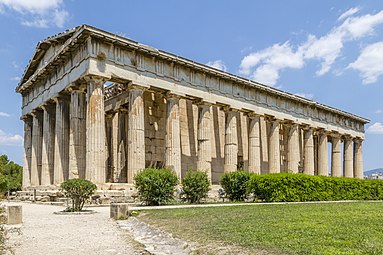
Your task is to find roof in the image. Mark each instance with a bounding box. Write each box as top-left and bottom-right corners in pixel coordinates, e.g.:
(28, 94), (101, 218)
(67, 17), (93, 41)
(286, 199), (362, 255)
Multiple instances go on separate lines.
(16, 24), (370, 124)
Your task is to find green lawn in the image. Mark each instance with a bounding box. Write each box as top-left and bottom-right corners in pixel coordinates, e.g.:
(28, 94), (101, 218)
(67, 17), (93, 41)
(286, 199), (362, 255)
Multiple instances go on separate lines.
(139, 202), (383, 255)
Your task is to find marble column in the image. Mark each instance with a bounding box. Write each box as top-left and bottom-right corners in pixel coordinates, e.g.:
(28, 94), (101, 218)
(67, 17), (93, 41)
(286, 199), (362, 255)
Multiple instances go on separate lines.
(41, 104), (55, 186)
(196, 102), (212, 179)
(303, 128), (315, 175)
(317, 131), (328, 176)
(331, 135), (342, 177)
(287, 123), (300, 173)
(343, 137), (353, 178)
(86, 77), (106, 184)
(268, 118), (280, 173)
(224, 109), (238, 172)
(69, 88), (86, 179)
(30, 110), (43, 186)
(248, 113), (261, 174)
(22, 116), (33, 188)
(127, 85), (146, 183)
(354, 139), (364, 179)
(54, 96), (69, 185)
(165, 94), (182, 178)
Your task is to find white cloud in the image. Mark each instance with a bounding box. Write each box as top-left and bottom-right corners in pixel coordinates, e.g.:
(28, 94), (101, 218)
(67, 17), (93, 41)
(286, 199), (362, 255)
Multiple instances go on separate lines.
(0, 0), (62, 14)
(367, 122), (383, 134)
(239, 8), (383, 86)
(294, 93), (314, 100)
(0, 0), (68, 28)
(348, 41), (383, 84)
(338, 7), (359, 21)
(0, 112), (10, 117)
(10, 76), (20, 81)
(206, 60), (227, 72)
(375, 110), (382, 114)
(0, 130), (22, 146)
(239, 42), (304, 86)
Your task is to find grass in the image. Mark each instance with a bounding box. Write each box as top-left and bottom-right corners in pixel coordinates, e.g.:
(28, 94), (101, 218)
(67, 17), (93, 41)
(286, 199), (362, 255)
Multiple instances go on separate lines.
(139, 201), (383, 255)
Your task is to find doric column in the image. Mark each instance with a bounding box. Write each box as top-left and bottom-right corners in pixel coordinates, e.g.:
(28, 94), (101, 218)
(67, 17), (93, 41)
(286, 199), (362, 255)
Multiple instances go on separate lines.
(354, 139), (364, 179)
(317, 131), (328, 176)
(69, 87), (86, 179)
(331, 134), (342, 177)
(165, 94), (182, 178)
(196, 102), (212, 179)
(105, 113), (114, 182)
(268, 118), (280, 173)
(54, 96), (70, 185)
(22, 116), (33, 188)
(248, 113), (261, 174)
(127, 84), (146, 183)
(303, 128), (315, 175)
(287, 123), (300, 173)
(343, 137), (353, 178)
(224, 108), (238, 172)
(41, 104), (55, 186)
(30, 110), (43, 186)
(86, 77), (106, 184)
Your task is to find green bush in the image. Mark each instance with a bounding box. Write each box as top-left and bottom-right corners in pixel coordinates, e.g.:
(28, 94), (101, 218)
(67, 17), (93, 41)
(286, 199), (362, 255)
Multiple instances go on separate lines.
(220, 171), (252, 201)
(181, 170), (210, 203)
(60, 179), (97, 211)
(134, 168), (178, 206)
(248, 173), (383, 202)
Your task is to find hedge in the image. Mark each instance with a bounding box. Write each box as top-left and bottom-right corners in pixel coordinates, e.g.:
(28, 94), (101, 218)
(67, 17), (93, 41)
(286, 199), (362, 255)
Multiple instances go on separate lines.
(247, 173), (383, 202)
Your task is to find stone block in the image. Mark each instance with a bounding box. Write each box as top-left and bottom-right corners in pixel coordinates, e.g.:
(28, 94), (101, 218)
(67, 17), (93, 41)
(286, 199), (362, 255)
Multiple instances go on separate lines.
(7, 205), (22, 224)
(110, 203), (129, 219)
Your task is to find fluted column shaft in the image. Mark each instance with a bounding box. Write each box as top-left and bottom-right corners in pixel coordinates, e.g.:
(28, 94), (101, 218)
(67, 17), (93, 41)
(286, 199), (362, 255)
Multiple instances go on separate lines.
(197, 103), (212, 179)
(41, 105), (55, 185)
(69, 89), (86, 179)
(354, 139), (364, 179)
(248, 114), (261, 174)
(303, 128), (315, 175)
(317, 132), (328, 176)
(268, 119), (280, 173)
(165, 94), (182, 178)
(30, 110), (43, 186)
(287, 124), (300, 173)
(54, 97), (70, 185)
(331, 135), (342, 177)
(343, 138), (353, 178)
(86, 77), (106, 184)
(224, 109), (238, 172)
(127, 85), (146, 183)
(22, 116), (33, 188)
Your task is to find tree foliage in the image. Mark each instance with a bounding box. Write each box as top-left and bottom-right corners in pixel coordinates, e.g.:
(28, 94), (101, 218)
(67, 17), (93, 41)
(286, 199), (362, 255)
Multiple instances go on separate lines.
(134, 168), (178, 206)
(60, 179), (97, 211)
(181, 170), (210, 203)
(0, 155), (22, 192)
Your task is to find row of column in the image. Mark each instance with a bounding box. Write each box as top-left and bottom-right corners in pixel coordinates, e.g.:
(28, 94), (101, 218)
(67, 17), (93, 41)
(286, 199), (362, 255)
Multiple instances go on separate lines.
(23, 78), (365, 188)
(23, 77), (105, 187)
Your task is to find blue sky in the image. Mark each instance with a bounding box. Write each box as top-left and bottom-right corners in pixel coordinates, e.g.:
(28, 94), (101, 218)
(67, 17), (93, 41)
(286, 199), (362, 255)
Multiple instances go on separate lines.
(0, 1), (383, 171)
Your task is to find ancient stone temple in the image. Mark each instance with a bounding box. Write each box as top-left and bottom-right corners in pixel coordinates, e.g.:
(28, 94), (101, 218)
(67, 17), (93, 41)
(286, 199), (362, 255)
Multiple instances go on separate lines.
(17, 25), (369, 190)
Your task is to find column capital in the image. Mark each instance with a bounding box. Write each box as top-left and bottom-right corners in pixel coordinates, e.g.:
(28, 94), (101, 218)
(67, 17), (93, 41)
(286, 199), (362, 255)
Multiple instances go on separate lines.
(84, 75), (108, 84)
(193, 98), (214, 107)
(67, 84), (87, 93)
(221, 106), (239, 113)
(247, 112), (261, 119)
(127, 82), (150, 91)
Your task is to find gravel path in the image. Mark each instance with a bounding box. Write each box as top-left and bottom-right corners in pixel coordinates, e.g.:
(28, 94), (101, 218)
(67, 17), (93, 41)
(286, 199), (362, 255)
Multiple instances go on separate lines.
(6, 202), (140, 255)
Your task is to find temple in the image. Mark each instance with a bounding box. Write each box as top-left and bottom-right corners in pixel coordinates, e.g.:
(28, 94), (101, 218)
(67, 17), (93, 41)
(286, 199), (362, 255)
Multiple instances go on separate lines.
(16, 25), (369, 190)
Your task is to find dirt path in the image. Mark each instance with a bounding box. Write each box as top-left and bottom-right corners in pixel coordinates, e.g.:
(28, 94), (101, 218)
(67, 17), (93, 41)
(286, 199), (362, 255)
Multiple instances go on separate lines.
(6, 202), (141, 255)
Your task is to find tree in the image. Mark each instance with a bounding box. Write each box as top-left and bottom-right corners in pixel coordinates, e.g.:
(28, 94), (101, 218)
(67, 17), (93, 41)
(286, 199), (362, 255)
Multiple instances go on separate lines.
(60, 179), (97, 212)
(0, 155), (22, 192)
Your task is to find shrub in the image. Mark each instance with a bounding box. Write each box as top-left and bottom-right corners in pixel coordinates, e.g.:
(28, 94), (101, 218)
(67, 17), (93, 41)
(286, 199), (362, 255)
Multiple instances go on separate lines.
(60, 179), (97, 211)
(134, 168), (178, 206)
(248, 173), (383, 202)
(181, 170), (210, 203)
(220, 171), (252, 201)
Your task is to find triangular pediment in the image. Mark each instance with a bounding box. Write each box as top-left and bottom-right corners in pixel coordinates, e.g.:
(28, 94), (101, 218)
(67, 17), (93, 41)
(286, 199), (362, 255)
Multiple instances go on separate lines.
(16, 26), (82, 92)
